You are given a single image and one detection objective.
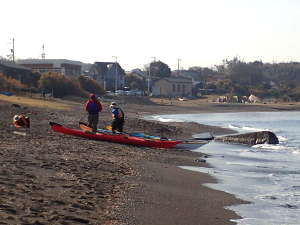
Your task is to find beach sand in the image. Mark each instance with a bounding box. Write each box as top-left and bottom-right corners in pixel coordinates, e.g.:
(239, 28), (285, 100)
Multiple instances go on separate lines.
(1, 96), (299, 225)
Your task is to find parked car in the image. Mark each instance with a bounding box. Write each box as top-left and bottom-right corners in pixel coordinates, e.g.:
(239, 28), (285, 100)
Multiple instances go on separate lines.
(115, 90), (125, 96)
(125, 89), (143, 96)
(105, 91), (115, 97)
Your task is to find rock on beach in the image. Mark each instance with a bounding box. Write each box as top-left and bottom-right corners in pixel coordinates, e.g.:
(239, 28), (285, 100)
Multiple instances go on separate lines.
(215, 131), (279, 145)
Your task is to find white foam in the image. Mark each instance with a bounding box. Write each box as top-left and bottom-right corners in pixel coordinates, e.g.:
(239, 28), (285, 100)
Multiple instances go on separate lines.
(252, 144), (283, 150)
(228, 124), (241, 129)
(150, 115), (183, 123)
(157, 118), (176, 122)
(228, 124), (270, 132)
(292, 150), (300, 155)
(252, 144), (300, 153)
(242, 126), (270, 132)
(277, 136), (288, 142)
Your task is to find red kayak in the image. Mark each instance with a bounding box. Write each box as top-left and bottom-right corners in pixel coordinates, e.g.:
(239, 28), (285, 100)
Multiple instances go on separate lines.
(49, 122), (181, 148)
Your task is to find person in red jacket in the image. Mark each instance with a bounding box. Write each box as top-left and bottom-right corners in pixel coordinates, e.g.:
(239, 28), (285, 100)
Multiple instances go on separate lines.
(85, 94), (102, 132)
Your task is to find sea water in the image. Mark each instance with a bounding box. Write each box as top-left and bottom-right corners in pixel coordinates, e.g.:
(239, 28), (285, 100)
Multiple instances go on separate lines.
(147, 111), (300, 225)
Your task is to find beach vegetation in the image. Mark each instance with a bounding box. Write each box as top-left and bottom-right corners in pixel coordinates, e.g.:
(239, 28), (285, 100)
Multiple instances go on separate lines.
(0, 94), (70, 110)
(0, 73), (26, 91)
(39, 72), (86, 98)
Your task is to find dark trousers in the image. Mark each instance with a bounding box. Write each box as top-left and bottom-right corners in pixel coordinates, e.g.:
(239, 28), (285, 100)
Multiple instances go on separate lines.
(88, 113), (99, 132)
(112, 119), (124, 133)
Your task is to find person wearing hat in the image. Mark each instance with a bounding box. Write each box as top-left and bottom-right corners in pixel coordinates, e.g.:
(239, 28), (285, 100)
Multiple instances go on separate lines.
(85, 94), (103, 132)
(110, 102), (125, 133)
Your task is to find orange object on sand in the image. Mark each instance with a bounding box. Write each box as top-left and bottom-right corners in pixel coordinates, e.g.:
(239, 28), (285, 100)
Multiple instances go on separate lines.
(13, 114), (30, 128)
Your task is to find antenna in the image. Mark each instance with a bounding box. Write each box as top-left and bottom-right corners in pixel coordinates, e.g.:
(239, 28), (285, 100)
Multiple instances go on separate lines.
(177, 58), (181, 76)
(11, 38), (15, 63)
(41, 44), (46, 59)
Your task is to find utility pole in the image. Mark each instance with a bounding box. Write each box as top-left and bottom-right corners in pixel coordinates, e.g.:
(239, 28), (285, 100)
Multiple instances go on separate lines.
(112, 56), (118, 93)
(147, 57), (156, 95)
(177, 58), (181, 76)
(103, 73), (106, 91)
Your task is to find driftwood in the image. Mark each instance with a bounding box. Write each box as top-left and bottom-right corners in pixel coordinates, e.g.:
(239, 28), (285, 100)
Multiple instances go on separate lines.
(215, 131), (279, 145)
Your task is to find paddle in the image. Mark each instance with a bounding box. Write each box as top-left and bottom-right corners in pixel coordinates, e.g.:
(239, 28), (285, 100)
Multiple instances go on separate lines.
(79, 122), (161, 140)
(106, 125), (112, 130)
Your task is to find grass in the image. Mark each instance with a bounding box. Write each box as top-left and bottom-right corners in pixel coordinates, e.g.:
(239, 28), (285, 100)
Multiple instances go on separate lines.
(0, 95), (71, 110)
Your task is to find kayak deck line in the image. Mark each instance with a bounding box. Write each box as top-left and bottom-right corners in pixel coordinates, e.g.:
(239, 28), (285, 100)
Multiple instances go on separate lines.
(79, 122), (164, 141)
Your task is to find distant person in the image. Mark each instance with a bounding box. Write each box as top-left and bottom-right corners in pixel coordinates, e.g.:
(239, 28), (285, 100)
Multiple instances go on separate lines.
(42, 90), (46, 99)
(85, 94), (103, 132)
(110, 102), (125, 133)
(13, 114), (30, 128)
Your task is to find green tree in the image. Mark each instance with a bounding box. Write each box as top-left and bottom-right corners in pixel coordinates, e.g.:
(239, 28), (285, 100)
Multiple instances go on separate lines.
(146, 60), (171, 78)
(21, 72), (41, 88)
(224, 57), (264, 90)
(125, 73), (146, 90)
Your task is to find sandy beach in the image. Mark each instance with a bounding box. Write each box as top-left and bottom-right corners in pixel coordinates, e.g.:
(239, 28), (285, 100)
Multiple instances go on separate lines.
(1, 95), (300, 225)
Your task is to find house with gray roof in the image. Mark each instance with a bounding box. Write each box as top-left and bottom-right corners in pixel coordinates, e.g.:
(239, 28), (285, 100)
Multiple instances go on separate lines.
(89, 62), (125, 91)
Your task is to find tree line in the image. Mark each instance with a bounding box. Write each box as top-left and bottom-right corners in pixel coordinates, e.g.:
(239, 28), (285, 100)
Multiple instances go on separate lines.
(119, 58), (300, 101)
(2, 57), (300, 101)
(216, 58), (300, 101)
(0, 72), (104, 98)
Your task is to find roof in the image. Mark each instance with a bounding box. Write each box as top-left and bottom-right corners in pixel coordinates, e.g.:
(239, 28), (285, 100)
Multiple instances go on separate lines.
(155, 76), (193, 83)
(95, 62), (116, 65)
(0, 60), (31, 71)
(17, 59), (83, 67)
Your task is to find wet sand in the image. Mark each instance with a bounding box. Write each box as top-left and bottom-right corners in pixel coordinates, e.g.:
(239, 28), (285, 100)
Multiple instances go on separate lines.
(1, 96), (299, 225)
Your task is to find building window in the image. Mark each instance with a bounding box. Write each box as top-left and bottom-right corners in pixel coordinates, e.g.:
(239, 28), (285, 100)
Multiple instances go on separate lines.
(182, 85), (185, 94)
(177, 84), (180, 92)
(173, 84), (176, 92)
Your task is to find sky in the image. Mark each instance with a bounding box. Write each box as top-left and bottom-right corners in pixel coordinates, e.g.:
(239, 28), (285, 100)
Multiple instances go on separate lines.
(1, 0), (300, 71)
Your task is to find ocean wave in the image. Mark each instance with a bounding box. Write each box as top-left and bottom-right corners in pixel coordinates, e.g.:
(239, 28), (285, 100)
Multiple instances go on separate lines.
(157, 118), (177, 122)
(277, 135), (288, 142)
(150, 116), (182, 122)
(252, 144), (300, 152)
(292, 150), (300, 155)
(228, 124), (241, 130)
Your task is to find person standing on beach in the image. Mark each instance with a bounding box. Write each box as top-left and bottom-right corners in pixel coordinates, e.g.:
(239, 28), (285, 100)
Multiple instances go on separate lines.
(110, 102), (125, 133)
(85, 94), (103, 132)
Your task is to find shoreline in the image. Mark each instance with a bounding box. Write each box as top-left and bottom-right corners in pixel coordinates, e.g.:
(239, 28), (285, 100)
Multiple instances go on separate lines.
(118, 118), (245, 225)
(1, 96), (300, 224)
(119, 148), (247, 225)
(118, 99), (300, 225)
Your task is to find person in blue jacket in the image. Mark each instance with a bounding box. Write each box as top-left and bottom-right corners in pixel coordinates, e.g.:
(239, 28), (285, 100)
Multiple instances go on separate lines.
(110, 102), (125, 133)
(85, 94), (103, 132)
